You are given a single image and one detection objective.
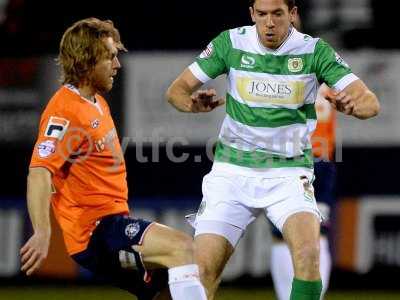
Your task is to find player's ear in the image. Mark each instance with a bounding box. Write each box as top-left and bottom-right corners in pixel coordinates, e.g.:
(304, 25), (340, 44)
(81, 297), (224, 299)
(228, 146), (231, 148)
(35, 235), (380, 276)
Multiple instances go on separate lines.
(289, 6), (298, 24)
(249, 7), (256, 23)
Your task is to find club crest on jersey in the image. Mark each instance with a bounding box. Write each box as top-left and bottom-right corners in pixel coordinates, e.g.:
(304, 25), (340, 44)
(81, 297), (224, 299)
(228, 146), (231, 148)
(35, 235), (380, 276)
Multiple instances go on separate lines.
(199, 43), (213, 59)
(91, 119), (100, 129)
(45, 116), (70, 140)
(38, 140), (56, 158)
(300, 176), (315, 203)
(125, 222), (140, 239)
(288, 58), (303, 73)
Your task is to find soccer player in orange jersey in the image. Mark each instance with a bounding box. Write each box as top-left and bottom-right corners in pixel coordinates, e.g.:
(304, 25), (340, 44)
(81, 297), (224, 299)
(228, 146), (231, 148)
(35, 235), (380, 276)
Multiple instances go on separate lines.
(20, 18), (206, 300)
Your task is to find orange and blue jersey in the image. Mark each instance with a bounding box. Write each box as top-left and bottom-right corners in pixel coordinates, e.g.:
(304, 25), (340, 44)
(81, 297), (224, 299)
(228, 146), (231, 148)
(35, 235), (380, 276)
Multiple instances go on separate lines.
(30, 85), (129, 255)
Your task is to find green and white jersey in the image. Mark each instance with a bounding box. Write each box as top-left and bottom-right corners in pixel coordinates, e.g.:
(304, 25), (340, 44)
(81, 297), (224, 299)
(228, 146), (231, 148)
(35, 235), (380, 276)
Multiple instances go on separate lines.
(189, 25), (358, 170)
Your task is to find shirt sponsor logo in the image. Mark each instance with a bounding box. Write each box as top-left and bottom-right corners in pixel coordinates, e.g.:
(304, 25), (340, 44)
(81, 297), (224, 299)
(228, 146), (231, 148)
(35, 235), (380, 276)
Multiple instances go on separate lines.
(94, 128), (117, 152)
(125, 222), (140, 239)
(240, 55), (256, 69)
(199, 43), (214, 59)
(236, 77), (305, 105)
(288, 58), (303, 73)
(38, 140), (56, 158)
(238, 27), (246, 35)
(44, 116), (70, 140)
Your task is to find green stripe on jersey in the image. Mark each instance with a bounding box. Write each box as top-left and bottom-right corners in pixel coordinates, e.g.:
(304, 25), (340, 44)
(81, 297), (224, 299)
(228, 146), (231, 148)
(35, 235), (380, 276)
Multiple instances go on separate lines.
(228, 49), (315, 75)
(226, 94), (316, 128)
(214, 141), (314, 169)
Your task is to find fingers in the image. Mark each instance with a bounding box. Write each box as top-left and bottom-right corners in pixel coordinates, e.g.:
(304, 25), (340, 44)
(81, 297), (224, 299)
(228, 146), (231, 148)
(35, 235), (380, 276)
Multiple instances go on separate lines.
(336, 93), (354, 114)
(209, 98), (226, 109)
(21, 250), (42, 275)
(20, 242), (30, 256)
(321, 89), (338, 102)
(21, 247), (34, 264)
(197, 88), (217, 97)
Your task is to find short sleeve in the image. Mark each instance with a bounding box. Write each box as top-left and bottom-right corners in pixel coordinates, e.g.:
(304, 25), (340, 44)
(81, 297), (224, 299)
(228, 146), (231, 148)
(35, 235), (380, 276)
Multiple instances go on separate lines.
(189, 30), (231, 82)
(313, 39), (358, 90)
(30, 107), (87, 174)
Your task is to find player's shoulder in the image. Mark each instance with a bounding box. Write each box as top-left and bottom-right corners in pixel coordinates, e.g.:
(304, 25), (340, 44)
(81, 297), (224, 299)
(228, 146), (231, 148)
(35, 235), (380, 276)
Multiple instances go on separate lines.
(227, 25), (255, 42)
(42, 85), (87, 125)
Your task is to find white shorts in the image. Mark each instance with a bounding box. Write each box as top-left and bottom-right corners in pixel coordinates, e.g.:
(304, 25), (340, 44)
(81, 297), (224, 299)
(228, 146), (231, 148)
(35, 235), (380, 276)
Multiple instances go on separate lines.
(194, 162), (322, 247)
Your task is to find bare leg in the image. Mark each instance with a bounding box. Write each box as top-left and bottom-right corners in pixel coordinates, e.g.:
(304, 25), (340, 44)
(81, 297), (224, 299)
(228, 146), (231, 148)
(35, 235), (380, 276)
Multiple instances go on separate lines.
(133, 223), (207, 300)
(283, 212), (321, 280)
(283, 212), (322, 300)
(194, 234), (234, 300)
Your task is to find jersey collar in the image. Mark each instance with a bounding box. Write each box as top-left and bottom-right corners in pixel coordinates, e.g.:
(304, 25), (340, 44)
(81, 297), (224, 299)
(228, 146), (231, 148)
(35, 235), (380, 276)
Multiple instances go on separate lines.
(255, 25), (294, 55)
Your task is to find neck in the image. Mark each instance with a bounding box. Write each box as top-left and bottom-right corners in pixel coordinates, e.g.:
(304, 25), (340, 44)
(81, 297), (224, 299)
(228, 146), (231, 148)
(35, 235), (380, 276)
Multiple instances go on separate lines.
(78, 85), (96, 103)
(258, 25), (293, 50)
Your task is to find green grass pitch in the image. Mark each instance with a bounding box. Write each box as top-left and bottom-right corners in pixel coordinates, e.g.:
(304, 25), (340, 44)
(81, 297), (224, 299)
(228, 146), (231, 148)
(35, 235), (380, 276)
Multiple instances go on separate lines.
(0, 286), (399, 300)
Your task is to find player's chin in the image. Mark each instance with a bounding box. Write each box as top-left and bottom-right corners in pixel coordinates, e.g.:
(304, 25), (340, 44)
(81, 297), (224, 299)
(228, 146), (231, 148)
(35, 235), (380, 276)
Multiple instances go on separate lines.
(101, 82), (113, 93)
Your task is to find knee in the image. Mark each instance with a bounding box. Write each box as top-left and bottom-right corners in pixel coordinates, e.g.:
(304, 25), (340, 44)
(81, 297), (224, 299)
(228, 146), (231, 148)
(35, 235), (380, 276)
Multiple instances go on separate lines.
(168, 233), (195, 266)
(196, 257), (220, 292)
(292, 241), (320, 271)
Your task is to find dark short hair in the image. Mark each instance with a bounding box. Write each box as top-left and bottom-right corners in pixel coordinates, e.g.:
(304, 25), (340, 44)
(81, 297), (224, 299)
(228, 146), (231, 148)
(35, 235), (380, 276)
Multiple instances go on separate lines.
(249, 0), (296, 10)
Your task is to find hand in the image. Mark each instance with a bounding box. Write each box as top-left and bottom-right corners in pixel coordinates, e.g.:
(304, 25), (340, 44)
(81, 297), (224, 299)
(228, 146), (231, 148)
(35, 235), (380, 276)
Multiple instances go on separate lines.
(20, 232), (50, 276)
(190, 88), (225, 112)
(323, 88), (354, 115)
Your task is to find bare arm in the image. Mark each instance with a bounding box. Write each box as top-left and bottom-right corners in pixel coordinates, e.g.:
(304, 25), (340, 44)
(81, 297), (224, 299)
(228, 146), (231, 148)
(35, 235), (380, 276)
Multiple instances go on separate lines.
(20, 167), (53, 275)
(166, 68), (225, 113)
(325, 79), (380, 119)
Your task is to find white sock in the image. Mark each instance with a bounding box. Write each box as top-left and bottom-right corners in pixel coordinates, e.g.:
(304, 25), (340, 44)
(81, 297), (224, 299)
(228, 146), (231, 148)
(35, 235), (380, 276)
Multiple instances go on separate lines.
(168, 264), (207, 300)
(319, 237), (332, 298)
(270, 237), (332, 300)
(270, 242), (293, 300)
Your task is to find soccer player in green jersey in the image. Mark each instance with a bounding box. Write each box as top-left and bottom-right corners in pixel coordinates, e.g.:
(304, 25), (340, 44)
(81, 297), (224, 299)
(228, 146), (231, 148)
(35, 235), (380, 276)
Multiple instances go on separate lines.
(166, 0), (380, 299)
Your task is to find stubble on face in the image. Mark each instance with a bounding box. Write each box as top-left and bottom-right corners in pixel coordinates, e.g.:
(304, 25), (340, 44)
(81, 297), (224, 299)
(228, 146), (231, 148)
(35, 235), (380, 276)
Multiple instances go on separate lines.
(250, 0), (296, 49)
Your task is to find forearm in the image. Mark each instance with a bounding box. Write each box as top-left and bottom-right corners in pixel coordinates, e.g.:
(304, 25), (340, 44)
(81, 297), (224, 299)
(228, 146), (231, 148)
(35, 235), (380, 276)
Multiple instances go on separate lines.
(166, 68), (203, 112)
(26, 168), (53, 237)
(166, 82), (195, 113)
(352, 91), (380, 119)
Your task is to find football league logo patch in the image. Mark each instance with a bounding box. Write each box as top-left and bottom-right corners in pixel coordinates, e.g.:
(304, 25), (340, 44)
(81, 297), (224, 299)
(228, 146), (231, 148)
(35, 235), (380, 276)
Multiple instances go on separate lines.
(38, 140), (56, 158)
(199, 43), (214, 59)
(45, 116), (70, 140)
(125, 222), (140, 239)
(335, 52), (349, 68)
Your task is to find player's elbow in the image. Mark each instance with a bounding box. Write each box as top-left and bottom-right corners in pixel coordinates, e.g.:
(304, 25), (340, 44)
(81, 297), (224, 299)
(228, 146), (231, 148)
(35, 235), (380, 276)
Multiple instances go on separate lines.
(27, 167), (52, 190)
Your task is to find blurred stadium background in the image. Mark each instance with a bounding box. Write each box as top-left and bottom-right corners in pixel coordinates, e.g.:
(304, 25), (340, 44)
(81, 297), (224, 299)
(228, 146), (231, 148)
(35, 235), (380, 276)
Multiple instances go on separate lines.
(1, 0), (400, 299)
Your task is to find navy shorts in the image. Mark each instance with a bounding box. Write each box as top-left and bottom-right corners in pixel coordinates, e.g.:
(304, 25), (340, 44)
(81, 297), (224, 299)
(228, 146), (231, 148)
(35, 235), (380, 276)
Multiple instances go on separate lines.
(271, 161), (337, 238)
(71, 214), (169, 300)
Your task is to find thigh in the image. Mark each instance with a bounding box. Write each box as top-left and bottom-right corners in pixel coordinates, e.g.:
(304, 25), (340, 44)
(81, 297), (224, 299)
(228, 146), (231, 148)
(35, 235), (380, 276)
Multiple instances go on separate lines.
(282, 212), (321, 251)
(133, 222), (193, 268)
(82, 214), (169, 299)
(196, 171), (258, 230)
(266, 176), (322, 233)
(72, 236), (168, 300)
(195, 231), (235, 279)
